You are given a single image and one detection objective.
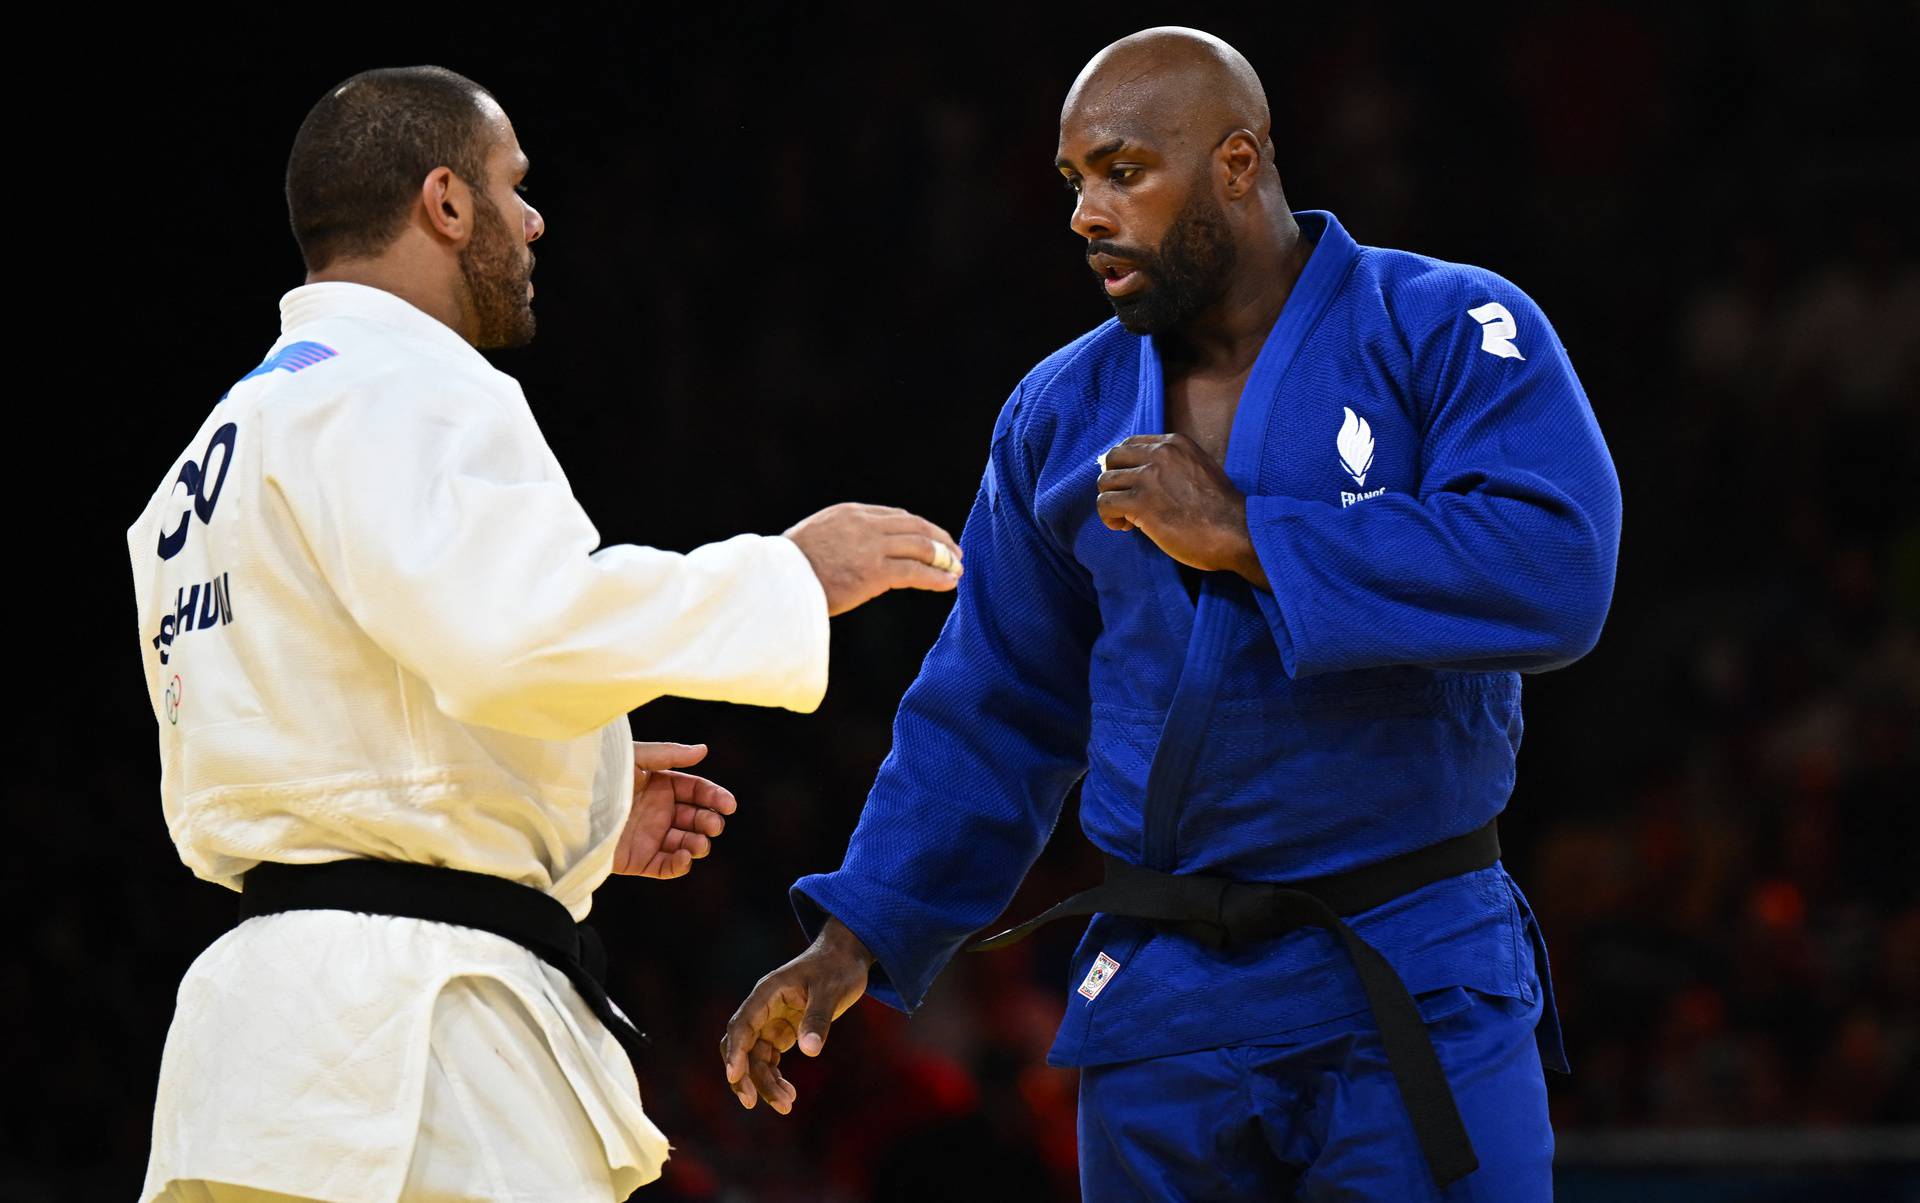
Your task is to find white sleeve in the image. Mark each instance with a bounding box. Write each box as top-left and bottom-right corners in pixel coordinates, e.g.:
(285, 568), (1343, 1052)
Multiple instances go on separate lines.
(263, 369), (829, 739)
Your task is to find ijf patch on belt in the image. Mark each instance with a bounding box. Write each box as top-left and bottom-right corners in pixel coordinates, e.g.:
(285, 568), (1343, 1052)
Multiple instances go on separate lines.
(1078, 951), (1122, 1000)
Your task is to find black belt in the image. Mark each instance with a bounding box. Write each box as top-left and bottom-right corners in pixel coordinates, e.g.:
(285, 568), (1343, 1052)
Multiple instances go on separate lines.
(240, 859), (650, 1069)
(969, 820), (1501, 1188)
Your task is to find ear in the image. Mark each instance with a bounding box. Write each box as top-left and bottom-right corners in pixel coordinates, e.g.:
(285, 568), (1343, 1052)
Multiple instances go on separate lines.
(1219, 129), (1262, 200)
(419, 166), (474, 246)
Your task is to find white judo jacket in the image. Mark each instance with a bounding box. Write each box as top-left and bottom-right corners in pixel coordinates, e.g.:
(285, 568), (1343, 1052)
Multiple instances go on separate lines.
(128, 281), (829, 1200)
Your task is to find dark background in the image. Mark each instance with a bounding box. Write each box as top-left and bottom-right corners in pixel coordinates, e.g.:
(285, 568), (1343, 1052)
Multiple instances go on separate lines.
(14, 2), (1917, 1200)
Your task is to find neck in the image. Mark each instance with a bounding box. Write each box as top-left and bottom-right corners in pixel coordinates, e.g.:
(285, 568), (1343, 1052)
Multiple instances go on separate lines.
(1162, 209), (1308, 376)
(306, 256), (474, 344)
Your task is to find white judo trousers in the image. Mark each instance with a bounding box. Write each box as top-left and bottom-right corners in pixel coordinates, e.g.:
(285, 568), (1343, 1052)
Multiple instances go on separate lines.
(128, 282), (832, 1202)
(149, 914), (636, 1203)
(160, 957), (610, 1203)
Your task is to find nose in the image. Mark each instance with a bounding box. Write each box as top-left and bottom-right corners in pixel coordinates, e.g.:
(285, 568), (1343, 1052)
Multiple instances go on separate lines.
(1070, 190), (1114, 243)
(524, 200), (545, 244)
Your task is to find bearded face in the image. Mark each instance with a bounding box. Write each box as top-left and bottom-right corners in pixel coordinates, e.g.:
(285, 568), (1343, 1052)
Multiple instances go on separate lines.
(1093, 178), (1238, 336)
(460, 186), (536, 350)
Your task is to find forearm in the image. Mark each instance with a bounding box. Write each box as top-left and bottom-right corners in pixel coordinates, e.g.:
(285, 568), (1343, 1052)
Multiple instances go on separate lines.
(1246, 485), (1618, 675)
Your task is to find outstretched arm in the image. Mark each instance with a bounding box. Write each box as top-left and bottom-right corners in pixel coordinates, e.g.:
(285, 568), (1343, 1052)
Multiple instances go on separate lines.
(267, 380), (964, 740)
(722, 381), (1100, 1112)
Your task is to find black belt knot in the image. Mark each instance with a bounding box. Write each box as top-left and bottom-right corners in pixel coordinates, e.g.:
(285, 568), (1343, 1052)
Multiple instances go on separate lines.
(239, 859), (650, 1070)
(969, 820), (1502, 1189)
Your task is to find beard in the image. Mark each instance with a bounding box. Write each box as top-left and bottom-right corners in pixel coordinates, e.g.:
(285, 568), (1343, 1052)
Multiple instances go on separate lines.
(460, 189), (536, 350)
(1093, 183), (1237, 336)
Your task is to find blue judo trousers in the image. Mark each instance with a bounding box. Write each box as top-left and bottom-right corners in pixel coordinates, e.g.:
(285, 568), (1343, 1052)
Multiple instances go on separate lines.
(794, 211), (1621, 1200)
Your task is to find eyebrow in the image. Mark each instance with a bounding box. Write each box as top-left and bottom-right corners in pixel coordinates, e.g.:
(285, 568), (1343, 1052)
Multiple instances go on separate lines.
(1055, 138), (1128, 171)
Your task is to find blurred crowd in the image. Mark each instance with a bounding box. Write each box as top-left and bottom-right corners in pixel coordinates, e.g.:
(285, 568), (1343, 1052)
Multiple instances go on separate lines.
(15, 3), (1914, 1199)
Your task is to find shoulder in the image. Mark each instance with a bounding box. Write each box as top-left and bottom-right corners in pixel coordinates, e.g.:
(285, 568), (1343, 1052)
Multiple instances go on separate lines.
(1348, 245), (1569, 387)
(1355, 245), (1550, 335)
(249, 318), (515, 426)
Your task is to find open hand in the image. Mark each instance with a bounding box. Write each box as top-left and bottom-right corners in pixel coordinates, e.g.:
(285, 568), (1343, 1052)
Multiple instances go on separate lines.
(612, 742), (737, 879)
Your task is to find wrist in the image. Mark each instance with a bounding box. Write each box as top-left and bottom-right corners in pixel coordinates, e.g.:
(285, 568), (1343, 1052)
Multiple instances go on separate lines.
(1223, 496), (1270, 589)
(819, 915), (876, 969)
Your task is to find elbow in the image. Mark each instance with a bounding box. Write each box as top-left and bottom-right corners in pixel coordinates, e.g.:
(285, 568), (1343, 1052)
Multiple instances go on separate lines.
(1525, 535), (1618, 673)
(433, 676), (605, 741)
(423, 635), (618, 741)
(1532, 601), (1609, 672)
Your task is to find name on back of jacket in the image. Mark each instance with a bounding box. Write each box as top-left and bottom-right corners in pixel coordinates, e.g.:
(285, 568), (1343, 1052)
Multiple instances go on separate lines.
(152, 575), (235, 666)
(151, 420), (241, 666)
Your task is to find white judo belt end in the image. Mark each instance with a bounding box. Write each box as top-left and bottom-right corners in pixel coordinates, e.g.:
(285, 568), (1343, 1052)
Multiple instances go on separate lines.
(1078, 950), (1122, 1000)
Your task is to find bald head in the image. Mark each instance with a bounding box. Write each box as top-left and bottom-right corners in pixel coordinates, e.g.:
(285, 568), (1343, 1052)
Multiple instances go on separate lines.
(1055, 29), (1300, 337)
(1062, 27), (1273, 171)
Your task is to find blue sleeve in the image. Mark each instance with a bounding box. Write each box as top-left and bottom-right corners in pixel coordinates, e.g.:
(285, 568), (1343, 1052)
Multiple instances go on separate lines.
(1247, 286), (1621, 676)
(791, 383), (1100, 1012)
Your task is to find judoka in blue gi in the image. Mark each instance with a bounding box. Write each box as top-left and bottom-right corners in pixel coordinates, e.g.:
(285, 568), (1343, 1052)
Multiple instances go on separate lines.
(723, 27), (1621, 1201)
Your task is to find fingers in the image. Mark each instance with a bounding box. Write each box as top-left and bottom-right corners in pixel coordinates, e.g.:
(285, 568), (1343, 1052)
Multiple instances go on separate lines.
(724, 993), (774, 1086)
(761, 1015), (801, 1053)
(880, 534), (962, 576)
(651, 770), (736, 815)
(1095, 486), (1138, 532)
(648, 847), (692, 879)
(1101, 439), (1154, 471)
(662, 828), (712, 859)
(633, 741), (709, 771)
(829, 502), (949, 543)
(834, 503), (957, 550)
(1102, 434), (1186, 472)
(724, 974), (807, 1083)
(789, 502), (966, 615)
(672, 801), (727, 839)
(886, 559), (965, 594)
(893, 515), (959, 551)
(689, 775), (737, 815)
(854, 503), (958, 548)
(747, 1039), (795, 1114)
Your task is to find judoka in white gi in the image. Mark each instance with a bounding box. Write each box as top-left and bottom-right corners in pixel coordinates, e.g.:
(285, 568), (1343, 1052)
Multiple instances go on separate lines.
(127, 66), (962, 1203)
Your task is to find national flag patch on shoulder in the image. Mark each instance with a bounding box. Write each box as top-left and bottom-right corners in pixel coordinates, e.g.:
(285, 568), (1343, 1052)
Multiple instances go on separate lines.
(1078, 950), (1122, 1000)
(237, 341), (340, 386)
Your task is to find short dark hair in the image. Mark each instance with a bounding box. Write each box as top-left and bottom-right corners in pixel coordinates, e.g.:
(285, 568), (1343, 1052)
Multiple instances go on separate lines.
(286, 66), (498, 272)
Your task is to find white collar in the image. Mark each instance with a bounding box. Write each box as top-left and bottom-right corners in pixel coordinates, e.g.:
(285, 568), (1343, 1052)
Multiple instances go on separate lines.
(278, 281), (484, 365)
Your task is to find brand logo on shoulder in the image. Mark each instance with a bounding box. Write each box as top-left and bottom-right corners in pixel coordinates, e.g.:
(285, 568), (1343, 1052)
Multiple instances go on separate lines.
(1078, 950), (1122, 1000)
(1467, 302), (1525, 360)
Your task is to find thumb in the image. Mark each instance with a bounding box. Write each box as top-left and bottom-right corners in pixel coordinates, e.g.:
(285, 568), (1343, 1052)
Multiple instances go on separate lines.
(634, 741), (709, 771)
(798, 996), (836, 1057)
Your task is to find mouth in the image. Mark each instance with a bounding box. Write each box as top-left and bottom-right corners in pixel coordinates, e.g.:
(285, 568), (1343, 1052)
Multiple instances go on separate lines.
(1090, 254), (1146, 298)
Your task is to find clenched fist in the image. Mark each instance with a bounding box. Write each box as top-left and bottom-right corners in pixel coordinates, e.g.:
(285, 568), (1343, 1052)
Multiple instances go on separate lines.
(1095, 434), (1270, 588)
(783, 503), (963, 616)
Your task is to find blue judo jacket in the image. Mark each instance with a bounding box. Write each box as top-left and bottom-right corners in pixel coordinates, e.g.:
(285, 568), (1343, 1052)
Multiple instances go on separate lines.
(794, 211), (1621, 1069)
